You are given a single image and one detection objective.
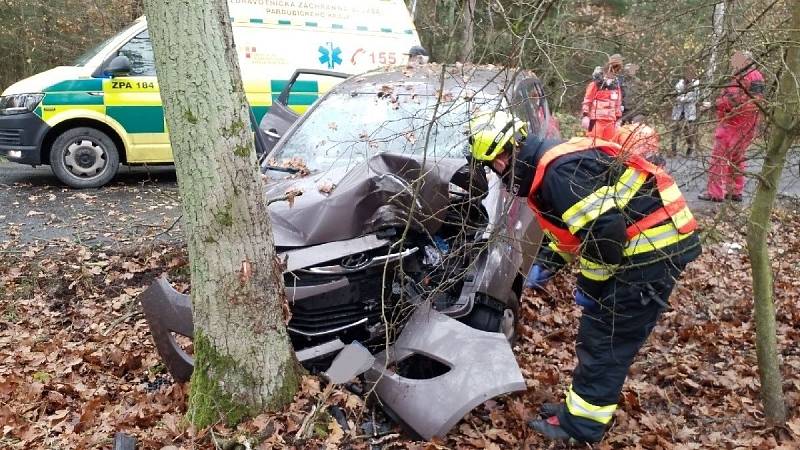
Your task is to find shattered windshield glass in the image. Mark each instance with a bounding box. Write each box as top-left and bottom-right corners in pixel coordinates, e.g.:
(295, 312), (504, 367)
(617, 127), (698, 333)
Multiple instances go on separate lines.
(271, 90), (476, 173)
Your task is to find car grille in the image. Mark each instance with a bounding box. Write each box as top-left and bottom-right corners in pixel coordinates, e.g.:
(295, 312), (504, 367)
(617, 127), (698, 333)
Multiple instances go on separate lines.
(289, 302), (382, 335)
(0, 129), (22, 146)
(286, 268), (402, 347)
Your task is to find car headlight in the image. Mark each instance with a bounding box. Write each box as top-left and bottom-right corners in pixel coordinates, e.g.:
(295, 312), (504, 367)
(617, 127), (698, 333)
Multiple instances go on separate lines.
(0, 93), (45, 115)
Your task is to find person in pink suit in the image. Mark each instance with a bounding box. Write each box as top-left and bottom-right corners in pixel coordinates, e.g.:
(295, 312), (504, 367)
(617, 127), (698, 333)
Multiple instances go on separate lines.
(699, 51), (765, 202)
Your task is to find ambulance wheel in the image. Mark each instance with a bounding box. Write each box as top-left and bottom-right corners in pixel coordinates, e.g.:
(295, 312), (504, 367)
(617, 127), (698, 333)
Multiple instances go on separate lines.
(50, 127), (119, 189)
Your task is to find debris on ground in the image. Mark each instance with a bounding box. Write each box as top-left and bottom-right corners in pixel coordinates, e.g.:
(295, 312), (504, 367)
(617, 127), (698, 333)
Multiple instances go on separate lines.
(1, 175), (800, 448)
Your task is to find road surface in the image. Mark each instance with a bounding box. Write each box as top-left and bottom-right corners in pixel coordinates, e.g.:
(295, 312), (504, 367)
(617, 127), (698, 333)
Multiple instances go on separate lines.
(2, 151), (799, 246)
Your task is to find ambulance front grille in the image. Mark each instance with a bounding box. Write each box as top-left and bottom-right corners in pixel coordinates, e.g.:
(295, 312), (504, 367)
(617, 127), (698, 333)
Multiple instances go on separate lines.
(0, 129), (22, 146)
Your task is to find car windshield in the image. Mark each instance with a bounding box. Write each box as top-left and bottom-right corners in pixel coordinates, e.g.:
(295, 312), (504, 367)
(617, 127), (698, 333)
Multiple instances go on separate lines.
(271, 89), (486, 173)
(72, 22), (138, 67)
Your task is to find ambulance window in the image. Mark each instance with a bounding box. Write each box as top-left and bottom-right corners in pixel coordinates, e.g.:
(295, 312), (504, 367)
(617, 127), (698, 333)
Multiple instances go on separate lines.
(117, 30), (156, 76)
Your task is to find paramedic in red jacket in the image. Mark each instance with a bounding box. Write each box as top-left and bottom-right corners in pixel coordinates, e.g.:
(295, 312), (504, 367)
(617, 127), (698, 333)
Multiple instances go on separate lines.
(581, 54), (624, 141)
(699, 51), (765, 202)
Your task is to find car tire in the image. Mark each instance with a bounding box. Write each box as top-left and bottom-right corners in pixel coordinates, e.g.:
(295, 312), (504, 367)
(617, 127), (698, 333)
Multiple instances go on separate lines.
(463, 296), (519, 343)
(49, 127), (120, 188)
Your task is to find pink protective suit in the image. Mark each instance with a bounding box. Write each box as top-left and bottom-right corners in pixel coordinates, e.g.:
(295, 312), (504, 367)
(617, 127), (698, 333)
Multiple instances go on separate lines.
(706, 68), (765, 200)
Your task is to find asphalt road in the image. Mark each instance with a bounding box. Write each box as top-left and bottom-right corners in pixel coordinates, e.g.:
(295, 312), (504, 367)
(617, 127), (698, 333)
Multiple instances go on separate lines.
(664, 149), (800, 213)
(0, 161), (182, 246)
(2, 150), (799, 246)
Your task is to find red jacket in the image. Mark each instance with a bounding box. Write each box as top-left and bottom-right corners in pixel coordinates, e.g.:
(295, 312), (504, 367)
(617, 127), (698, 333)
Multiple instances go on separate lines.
(716, 68), (765, 128)
(582, 79), (623, 121)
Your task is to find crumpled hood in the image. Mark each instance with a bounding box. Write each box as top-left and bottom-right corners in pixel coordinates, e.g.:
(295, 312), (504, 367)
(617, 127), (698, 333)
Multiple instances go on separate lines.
(265, 153), (469, 247)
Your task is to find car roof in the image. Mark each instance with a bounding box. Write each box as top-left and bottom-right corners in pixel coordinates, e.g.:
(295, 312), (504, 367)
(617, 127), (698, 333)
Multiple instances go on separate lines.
(334, 63), (535, 101)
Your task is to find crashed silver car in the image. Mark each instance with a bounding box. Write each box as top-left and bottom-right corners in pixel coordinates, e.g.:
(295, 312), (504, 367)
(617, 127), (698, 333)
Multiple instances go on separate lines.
(141, 64), (553, 439)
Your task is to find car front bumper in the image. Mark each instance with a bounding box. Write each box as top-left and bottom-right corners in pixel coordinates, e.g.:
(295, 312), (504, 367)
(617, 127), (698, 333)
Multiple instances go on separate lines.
(0, 112), (49, 165)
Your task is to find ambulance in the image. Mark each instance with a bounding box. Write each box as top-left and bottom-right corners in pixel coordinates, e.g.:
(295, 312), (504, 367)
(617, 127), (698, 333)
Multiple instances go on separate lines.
(0, 0), (420, 188)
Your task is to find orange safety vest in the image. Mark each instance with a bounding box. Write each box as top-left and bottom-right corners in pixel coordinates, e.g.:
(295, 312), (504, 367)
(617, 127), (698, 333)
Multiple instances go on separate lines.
(584, 82), (622, 121)
(527, 137), (697, 255)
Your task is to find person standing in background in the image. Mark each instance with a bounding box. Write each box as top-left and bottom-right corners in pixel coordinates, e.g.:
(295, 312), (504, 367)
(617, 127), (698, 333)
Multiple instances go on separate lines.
(670, 68), (700, 156)
(620, 63), (641, 124)
(581, 54), (624, 141)
(699, 51), (765, 202)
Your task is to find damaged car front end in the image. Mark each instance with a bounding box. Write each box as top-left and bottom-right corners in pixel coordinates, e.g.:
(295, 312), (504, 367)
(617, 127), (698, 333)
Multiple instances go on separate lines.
(141, 64), (554, 440)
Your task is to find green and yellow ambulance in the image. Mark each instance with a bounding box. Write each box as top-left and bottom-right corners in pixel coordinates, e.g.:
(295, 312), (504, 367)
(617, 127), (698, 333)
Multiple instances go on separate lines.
(0, 0), (420, 188)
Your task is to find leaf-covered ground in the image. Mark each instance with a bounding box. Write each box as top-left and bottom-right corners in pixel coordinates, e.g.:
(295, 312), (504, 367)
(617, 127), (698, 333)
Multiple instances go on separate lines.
(2, 204), (800, 449)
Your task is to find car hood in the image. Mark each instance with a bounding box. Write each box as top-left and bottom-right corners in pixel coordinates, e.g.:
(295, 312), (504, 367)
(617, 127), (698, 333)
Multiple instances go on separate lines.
(265, 153), (469, 248)
(2, 66), (89, 96)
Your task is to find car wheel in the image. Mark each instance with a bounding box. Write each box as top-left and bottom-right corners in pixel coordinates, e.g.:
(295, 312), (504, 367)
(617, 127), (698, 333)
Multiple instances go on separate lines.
(49, 127), (120, 188)
(463, 297), (519, 343)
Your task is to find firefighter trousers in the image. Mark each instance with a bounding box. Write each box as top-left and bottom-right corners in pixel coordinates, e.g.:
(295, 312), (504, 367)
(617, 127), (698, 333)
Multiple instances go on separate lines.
(557, 257), (693, 442)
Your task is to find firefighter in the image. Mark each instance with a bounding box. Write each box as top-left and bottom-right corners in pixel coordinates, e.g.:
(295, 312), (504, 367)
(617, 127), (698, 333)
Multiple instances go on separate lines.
(699, 50), (765, 202)
(581, 54), (624, 141)
(470, 112), (701, 443)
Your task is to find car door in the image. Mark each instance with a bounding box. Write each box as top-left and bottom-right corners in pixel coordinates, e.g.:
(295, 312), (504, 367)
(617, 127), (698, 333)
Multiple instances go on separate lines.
(257, 69), (349, 158)
(507, 76), (549, 271)
(510, 76), (554, 140)
(101, 29), (170, 163)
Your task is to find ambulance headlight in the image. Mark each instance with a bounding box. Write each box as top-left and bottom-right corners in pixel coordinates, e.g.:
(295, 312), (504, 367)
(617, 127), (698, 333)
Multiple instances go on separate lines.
(0, 93), (44, 115)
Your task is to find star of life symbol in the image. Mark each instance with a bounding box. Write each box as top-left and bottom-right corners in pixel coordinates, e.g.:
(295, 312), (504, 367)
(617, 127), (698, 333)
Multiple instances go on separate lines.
(319, 42), (342, 69)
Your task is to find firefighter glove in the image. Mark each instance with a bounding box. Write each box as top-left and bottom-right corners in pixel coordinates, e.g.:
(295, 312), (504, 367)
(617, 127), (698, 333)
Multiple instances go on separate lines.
(525, 264), (554, 290)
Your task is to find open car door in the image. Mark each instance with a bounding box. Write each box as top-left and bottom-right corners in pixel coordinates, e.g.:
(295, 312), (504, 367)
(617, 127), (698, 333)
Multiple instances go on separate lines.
(256, 69), (349, 159)
(509, 76), (557, 140)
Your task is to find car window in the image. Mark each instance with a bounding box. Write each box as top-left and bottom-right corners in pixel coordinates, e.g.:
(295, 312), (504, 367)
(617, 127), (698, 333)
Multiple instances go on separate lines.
(74, 22), (141, 67)
(117, 30), (156, 76)
(74, 35), (117, 67)
(271, 91), (477, 173)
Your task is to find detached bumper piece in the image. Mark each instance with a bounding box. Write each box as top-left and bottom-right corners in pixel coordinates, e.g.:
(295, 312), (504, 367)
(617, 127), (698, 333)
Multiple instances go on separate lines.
(140, 279), (525, 440)
(139, 277), (349, 382)
(139, 277), (194, 382)
(365, 304), (526, 440)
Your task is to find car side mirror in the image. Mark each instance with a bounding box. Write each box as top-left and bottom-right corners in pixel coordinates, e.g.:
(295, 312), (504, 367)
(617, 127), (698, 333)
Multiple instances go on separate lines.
(105, 55), (132, 78)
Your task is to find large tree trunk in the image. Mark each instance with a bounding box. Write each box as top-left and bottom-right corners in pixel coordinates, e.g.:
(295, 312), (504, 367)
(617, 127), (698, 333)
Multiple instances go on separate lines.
(142, 0), (299, 427)
(745, 0), (800, 427)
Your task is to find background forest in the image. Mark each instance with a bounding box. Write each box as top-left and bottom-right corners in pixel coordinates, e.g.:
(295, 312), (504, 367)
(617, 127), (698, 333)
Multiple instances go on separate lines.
(0, 0), (790, 132)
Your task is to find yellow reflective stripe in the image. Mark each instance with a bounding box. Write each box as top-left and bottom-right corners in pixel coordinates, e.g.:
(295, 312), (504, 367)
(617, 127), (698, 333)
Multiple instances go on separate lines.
(671, 205), (695, 229)
(660, 183), (683, 203)
(562, 168), (647, 234)
(549, 241), (575, 263)
(624, 223), (694, 256)
(579, 257), (617, 281)
(566, 385), (617, 424)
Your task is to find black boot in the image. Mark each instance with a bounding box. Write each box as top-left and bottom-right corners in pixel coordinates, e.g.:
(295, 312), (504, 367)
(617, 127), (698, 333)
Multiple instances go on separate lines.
(528, 416), (577, 443)
(539, 402), (563, 418)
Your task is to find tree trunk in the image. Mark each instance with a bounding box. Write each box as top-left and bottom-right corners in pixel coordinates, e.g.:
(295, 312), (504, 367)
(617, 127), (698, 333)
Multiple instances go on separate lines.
(460, 0), (477, 62)
(142, 0), (299, 427)
(439, 0), (458, 62)
(745, 0), (800, 427)
(704, 1), (727, 99)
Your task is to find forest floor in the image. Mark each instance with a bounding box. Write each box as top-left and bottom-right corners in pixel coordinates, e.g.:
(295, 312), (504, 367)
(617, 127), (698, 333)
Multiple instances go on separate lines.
(2, 160), (800, 449)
